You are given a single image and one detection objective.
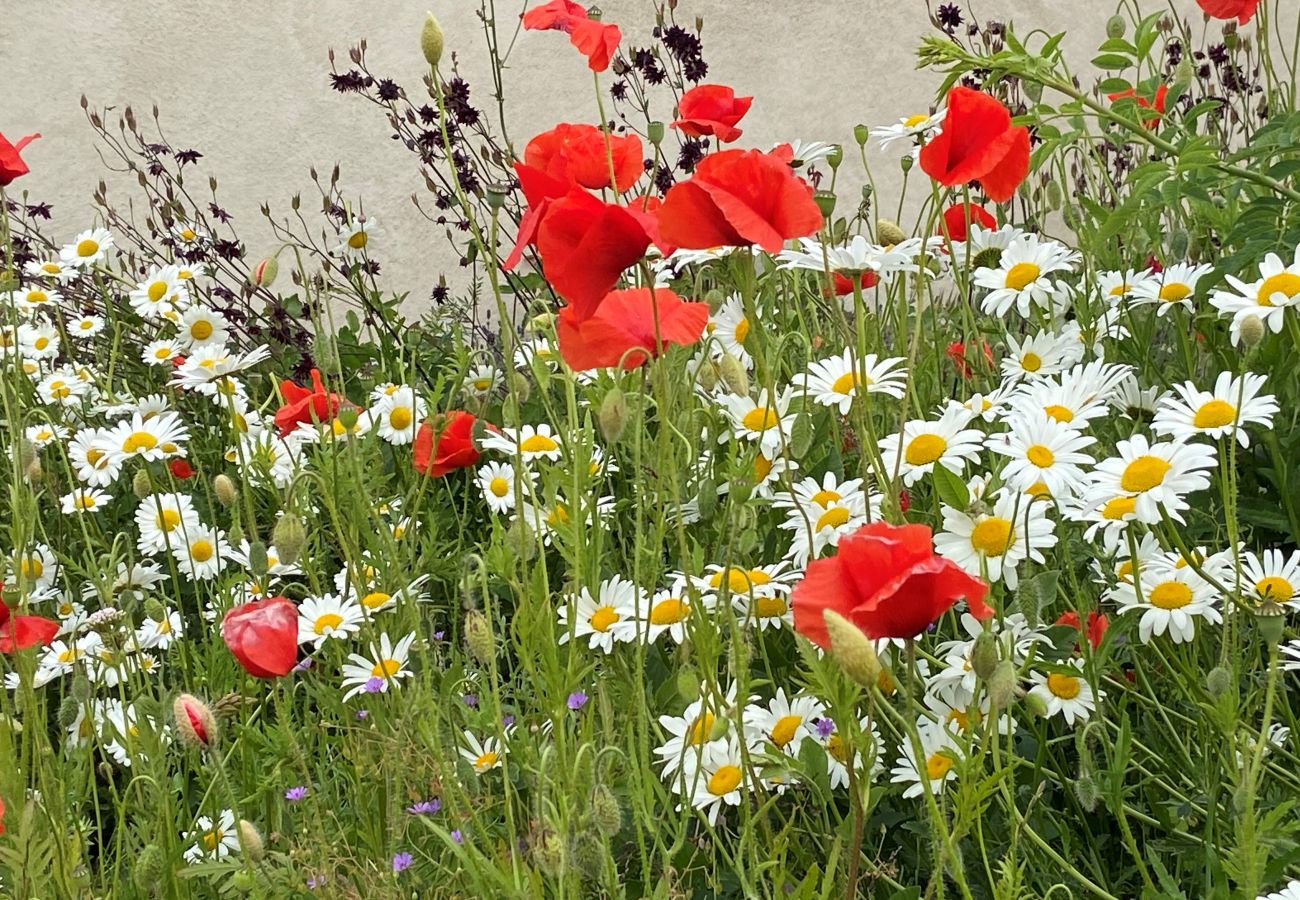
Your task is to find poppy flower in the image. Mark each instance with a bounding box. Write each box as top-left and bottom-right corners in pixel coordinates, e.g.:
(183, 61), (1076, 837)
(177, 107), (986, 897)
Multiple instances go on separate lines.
(0, 796), (5, 835)
(827, 271), (880, 298)
(1054, 610), (1109, 651)
(413, 410), (481, 477)
(938, 202), (997, 243)
(656, 148), (824, 253)
(221, 596), (299, 678)
(670, 84), (754, 144)
(919, 86), (1030, 203)
(274, 369), (348, 437)
(1196, 0), (1259, 24)
(946, 340), (994, 380)
(0, 593), (58, 654)
(503, 162), (573, 272)
(524, 123), (644, 194)
(535, 189), (651, 317)
(169, 459), (196, 480)
(792, 521), (991, 644)
(522, 0), (621, 72)
(1108, 85), (1169, 129)
(0, 131), (39, 187)
(556, 287), (709, 370)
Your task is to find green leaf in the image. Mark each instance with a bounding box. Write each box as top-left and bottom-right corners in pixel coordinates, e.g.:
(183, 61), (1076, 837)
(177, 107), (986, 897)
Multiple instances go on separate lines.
(1091, 53), (1134, 70)
(931, 464), (969, 511)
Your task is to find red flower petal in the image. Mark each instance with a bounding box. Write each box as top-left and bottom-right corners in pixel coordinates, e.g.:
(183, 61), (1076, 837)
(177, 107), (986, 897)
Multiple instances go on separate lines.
(414, 410), (482, 477)
(535, 191), (650, 318)
(221, 596), (299, 678)
(671, 84), (754, 144)
(556, 287), (708, 370)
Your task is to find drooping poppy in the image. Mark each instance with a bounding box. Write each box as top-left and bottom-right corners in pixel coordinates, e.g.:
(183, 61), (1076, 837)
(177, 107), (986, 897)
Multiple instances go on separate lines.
(791, 521), (991, 645)
(1107, 85), (1169, 129)
(524, 123), (644, 194)
(274, 369), (348, 437)
(1054, 610), (1109, 651)
(656, 148), (824, 253)
(556, 287), (709, 370)
(413, 410), (481, 477)
(0, 593), (59, 654)
(946, 340), (994, 380)
(671, 84), (754, 144)
(522, 0), (621, 72)
(938, 202), (997, 243)
(221, 596), (299, 678)
(919, 86), (1030, 203)
(535, 189), (651, 317)
(1196, 0), (1259, 24)
(0, 131), (39, 187)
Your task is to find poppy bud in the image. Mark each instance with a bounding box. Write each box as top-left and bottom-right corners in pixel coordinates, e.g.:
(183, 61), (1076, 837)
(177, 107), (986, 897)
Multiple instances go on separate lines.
(132, 469), (153, 500)
(531, 823), (566, 876)
(853, 123), (870, 147)
(421, 12), (445, 69)
(568, 830), (606, 880)
(238, 820), (265, 861)
(970, 631), (999, 680)
(1205, 665), (1233, 697)
(814, 190), (837, 218)
(697, 359), (719, 393)
(464, 609), (495, 665)
(648, 121), (666, 146)
(213, 474), (238, 507)
(823, 610), (882, 688)
(1022, 80), (1042, 103)
(508, 371), (532, 404)
(1073, 773), (1101, 812)
(24, 457), (42, 483)
(675, 667), (699, 703)
(215, 691), (251, 722)
(598, 387), (629, 443)
(718, 353), (749, 396)
(589, 784), (622, 836)
(1043, 181), (1063, 211)
(173, 694), (218, 748)
(1024, 691), (1050, 719)
(72, 674), (92, 704)
(271, 513), (306, 566)
(1254, 599), (1285, 645)
(876, 218), (907, 247)
(252, 257), (278, 288)
(57, 695), (80, 730)
(246, 542), (269, 580)
(134, 845), (166, 892)
(1105, 14), (1126, 38)
(986, 660), (1017, 709)
(144, 597), (166, 620)
(1239, 313), (1266, 348)
(1169, 229), (1190, 261)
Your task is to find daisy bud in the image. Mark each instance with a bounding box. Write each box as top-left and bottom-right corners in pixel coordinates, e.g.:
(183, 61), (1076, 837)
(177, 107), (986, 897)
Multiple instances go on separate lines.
(814, 190), (837, 218)
(1105, 14), (1126, 39)
(970, 631), (1000, 680)
(271, 512), (306, 566)
(986, 660), (1017, 709)
(57, 695), (81, 730)
(823, 610), (882, 688)
(463, 609), (495, 666)
(1239, 313), (1266, 348)
(132, 468), (153, 500)
(647, 120), (666, 146)
(421, 11), (445, 69)
(1073, 773), (1101, 812)
(1254, 599), (1285, 646)
(598, 387), (629, 444)
(876, 218), (907, 247)
(589, 784), (622, 837)
(173, 694), (218, 748)
(1023, 691), (1050, 719)
(238, 820), (265, 861)
(1205, 665), (1233, 698)
(213, 474), (238, 508)
(853, 123), (870, 147)
(252, 257), (279, 288)
(704, 288), (726, 313)
(133, 845), (166, 893)
(718, 353), (749, 396)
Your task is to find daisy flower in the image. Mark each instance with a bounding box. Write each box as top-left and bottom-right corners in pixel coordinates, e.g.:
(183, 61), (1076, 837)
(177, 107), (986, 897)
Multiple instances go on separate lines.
(654, 693), (737, 778)
(59, 488), (111, 515)
(798, 349), (907, 413)
(680, 736), (751, 825)
(1110, 566), (1221, 643)
(878, 406), (984, 486)
(460, 730), (506, 774)
(480, 423), (564, 463)
(1027, 659), (1100, 726)
(1152, 372), (1278, 448)
(934, 491), (1057, 589)
(973, 235), (1079, 317)
(462, 364), (502, 399)
(1000, 330), (1079, 381)
(335, 217), (381, 257)
(779, 494), (874, 567)
(12, 286), (62, 314)
(1083, 434), (1217, 524)
(719, 387), (798, 456)
(128, 266), (189, 319)
(558, 576), (642, 653)
(24, 422), (67, 449)
(622, 577), (713, 645)
(778, 139), (839, 169)
(987, 414), (1095, 498)
(177, 306), (230, 348)
(751, 689), (826, 756)
(869, 109), (946, 152)
(23, 258), (77, 283)
(1282, 641), (1300, 672)
(1127, 262), (1213, 315)
(134, 608), (184, 651)
(340, 632), (417, 700)
(60, 227), (114, 267)
(1240, 550), (1300, 608)
(171, 221), (209, 247)
(69, 314), (105, 339)
(707, 294), (754, 367)
(171, 344), (272, 392)
(949, 223), (1021, 273)
(476, 460), (534, 513)
(297, 593), (365, 648)
(1210, 249), (1300, 344)
(372, 387), (426, 445)
(889, 722), (961, 798)
(1259, 880), (1300, 900)
(135, 492), (202, 555)
(779, 235), (924, 282)
(171, 526), (229, 582)
(816, 715), (885, 789)
(183, 810), (240, 864)
(1096, 267), (1159, 304)
(11, 543), (60, 592)
(103, 411), (189, 464)
(142, 338), (182, 365)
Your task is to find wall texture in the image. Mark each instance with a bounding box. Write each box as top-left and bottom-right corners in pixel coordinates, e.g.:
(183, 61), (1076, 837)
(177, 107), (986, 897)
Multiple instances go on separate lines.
(0, 1), (1239, 310)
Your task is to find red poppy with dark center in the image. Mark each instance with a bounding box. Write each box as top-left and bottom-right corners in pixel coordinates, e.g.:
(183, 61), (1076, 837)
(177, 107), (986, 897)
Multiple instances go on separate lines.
(0, 131), (40, 186)
(522, 0), (621, 72)
(792, 521), (991, 644)
(919, 86), (1030, 203)
(413, 410), (481, 477)
(556, 287), (709, 370)
(656, 148), (824, 253)
(535, 189), (651, 317)
(274, 369), (348, 437)
(0, 592), (59, 654)
(1054, 610), (1109, 651)
(671, 84), (754, 144)
(524, 123), (644, 194)
(1196, 0), (1259, 24)
(221, 596), (299, 678)
(1107, 85), (1169, 128)
(938, 202), (997, 243)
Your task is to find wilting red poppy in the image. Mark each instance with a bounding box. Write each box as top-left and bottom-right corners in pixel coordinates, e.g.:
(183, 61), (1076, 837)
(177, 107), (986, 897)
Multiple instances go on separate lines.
(525, 123), (643, 193)
(919, 86), (1030, 203)
(1196, 0), (1259, 23)
(792, 521), (991, 644)
(1054, 610), (1109, 651)
(413, 410), (481, 477)
(1107, 85), (1169, 128)
(522, 0), (621, 72)
(221, 596), (299, 678)
(657, 148), (823, 253)
(274, 369), (347, 437)
(556, 287), (709, 370)
(938, 202), (997, 243)
(169, 459), (196, 480)
(0, 131), (39, 187)
(0, 593), (58, 654)
(671, 84), (754, 144)
(536, 189), (651, 317)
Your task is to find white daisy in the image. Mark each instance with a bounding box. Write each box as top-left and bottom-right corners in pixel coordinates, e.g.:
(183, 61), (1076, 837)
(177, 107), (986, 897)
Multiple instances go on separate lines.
(558, 576), (642, 653)
(340, 632), (417, 700)
(1110, 566), (1221, 644)
(460, 729), (506, 774)
(878, 405), (984, 486)
(1210, 249), (1300, 344)
(798, 349), (907, 413)
(889, 722), (961, 798)
(1083, 434), (1217, 525)
(335, 217), (382, 258)
(934, 491), (1057, 589)
(1127, 262), (1213, 315)
(297, 593), (365, 648)
(60, 228), (114, 267)
(987, 414), (1095, 499)
(1152, 372), (1278, 448)
(973, 235), (1079, 317)
(183, 810), (240, 864)
(480, 423), (563, 463)
(719, 387), (798, 456)
(1027, 659), (1100, 726)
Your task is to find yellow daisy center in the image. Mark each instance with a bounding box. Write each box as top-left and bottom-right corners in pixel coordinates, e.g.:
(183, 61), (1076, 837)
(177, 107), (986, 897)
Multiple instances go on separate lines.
(816, 506), (852, 531)
(489, 476), (510, 497)
(742, 407), (779, 432)
(1120, 455), (1170, 493)
(190, 320), (214, 341)
(147, 281), (168, 302)
(589, 606), (620, 632)
(520, 433), (558, 453)
(708, 764), (743, 796)
(904, 433), (947, 466)
(650, 598), (688, 625)
(190, 540), (214, 563)
(831, 371), (859, 395)
(810, 489), (841, 507)
(1258, 272), (1300, 305)
(926, 752), (954, 780)
(1046, 673), (1081, 699)
(1149, 581), (1193, 610)
(1020, 352), (1043, 372)
(361, 591), (392, 610)
(970, 517), (1014, 557)
(689, 712), (715, 745)
(753, 454), (773, 482)
(1026, 444), (1055, 468)
(1102, 496), (1137, 520)
(754, 596), (789, 619)
(314, 613), (344, 634)
(348, 230), (369, 249)
(904, 113), (931, 128)
(1192, 400), (1236, 429)
(389, 407), (413, 430)
(734, 318), (750, 343)
(371, 658), (402, 678)
(474, 751), (498, 770)
(123, 431), (158, 453)
(1158, 282), (1191, 303)
(1004, 262), (1041, 291)
(76, 239), (100, 258)
(770, 714), (803, 748)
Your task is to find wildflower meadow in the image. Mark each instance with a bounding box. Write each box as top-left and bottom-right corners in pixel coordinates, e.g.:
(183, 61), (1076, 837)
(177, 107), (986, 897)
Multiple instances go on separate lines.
(6, 0), (1300, 896)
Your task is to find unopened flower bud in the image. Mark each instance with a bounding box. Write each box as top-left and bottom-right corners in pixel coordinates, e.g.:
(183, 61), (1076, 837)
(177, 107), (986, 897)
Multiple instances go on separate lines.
(508, 371), (532, 404)
(134, 845), (166, 893)
(1239, 313), (1266, 348)
(853, 123), (870, 147)
(421, 12), (445, 68)
(1044, 180), (1063, 211)
(876, 218), (907, 247)
(1172, 56), (1195, 95)
(970, 631), (999, 680)
(675, 667), (699, 703)
(57, 695), (81, 730)
(213, 474), (238, 507)
(527, 312), (556, 334)
(648, 121), (666, 146)
(72, 674), (92, 704)
(132, 468), (153, 500)
(24, 457), (42, 482)
(336, 406), (359, 431)
(589, 784), (622, 837)
(246, 541), (269, 580)
(143, 597), (166, 621)
(718, 353), (749, 396)
(1073, 773), (1102, 812)
(814, 190), (837, 218)
(238, 820), (265, 861)
(697, 359), (719, 393)
(568, 830), (606, 880)
(1205, 665), (1233, 698)
(598, 387), (629, 444)
(986, 660), (1017, 709)
(532, 824), (566, 876)
(252, 257), (279, 288)
(1024, 690), (1050, 719)
(1169, 229), (1190, 261)
(823, 610), (882, 688)
(173, 694), (218, 748)
(271, 512), (306, 566)
(464, 609), (495, 665)
(1105, 14), (1126, 39)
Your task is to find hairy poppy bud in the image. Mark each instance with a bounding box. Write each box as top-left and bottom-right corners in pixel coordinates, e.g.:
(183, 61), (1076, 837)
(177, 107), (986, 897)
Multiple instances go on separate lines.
(823, 610), (882, 688)
(238, 820), (265, 861)
(252, 257), (278, 288)
(507, 371), (532, 404)
(213, 474), (238, 507)
(876, 218), (907, 247)
(1074, 772), (1101, 811)
(421, 12), (445, 68)
(143, 597), (166, 620)
(271, 513), (306, 566)
(246, 542), (269, 580)
(696, 359), (719, 393)
(532, 823), (566, 876)
(1024, 691), (1050, 719)
(1169, 229), (1190, 261)
(464, 609), (494, 665)
(675, 667), (699, 703)
(1043, 181), (1063, 211)
(986, 660), (1017, 709)
(134, 845), (166, 892)
(72, 674), (92, 704)
(569, 830), (606, 880)
(173, 694), (218, 748)
(57, 695), (81, 730)
(1205, 665), (1233, 698)
(24, 457), (42, 483)
(132, 468), (153, 500)
(1239, 313), (1266, 348)
(598, 387), (629, 444)
(970, 631), (999, 680)
(589, 784), (622, 837)
(718, 353), (749, 396)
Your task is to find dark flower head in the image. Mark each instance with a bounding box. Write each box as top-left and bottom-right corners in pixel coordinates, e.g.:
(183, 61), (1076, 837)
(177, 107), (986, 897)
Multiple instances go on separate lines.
(330, 70), (372, 93)
(175, 149), (203, 165)
(377, 79), (401, 101)
(937, 3), (962, 30)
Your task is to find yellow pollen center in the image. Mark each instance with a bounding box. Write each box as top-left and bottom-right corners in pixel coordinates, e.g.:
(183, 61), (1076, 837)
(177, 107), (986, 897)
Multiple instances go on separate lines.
(753, 454), (773, 481)
(831, 371), (858, 395)
(754, 596), (789, 618)
(520, 434), (558, 453)
(904, 113), (930, 127)
(1149, 582), (1193, 610)
(905, 433), (947, 466)
(314, 613), (344, 634)
(180, 228), (196, 241)
(190, 321), (214, 341)
(21, 559), (44, 579)
(190, 540), (214, 562)
(1027, 481), (1051, 498)
(1004, 262), (1041, 291)
(1043, 404), (1074, 423)
(770, 715), (803, 748)
(826, 734), (850, 763)
(1258, 272), (1300, 304)
(970, 517), (1014, 556)
(1159, 283), (1191, 303)
(361, 591), (392, 610)
(734, 319), (751, 343)
(650, 598), (688, 625)
(816, 506), (852, 531)
(689, 712), (715, 745)
(75, 494), (96, 509)
(1026, 444), (1055, 468)
(708, 764), (743, 796)
(589, 606), (620, 632)
(34, 336), (49, 350)
(810, 489), (842, 507)
(489, 476), (510, 497)
(742, 407), (779, 432)
(389, 407), (413, 430)
(42, 263), (59, 274)
(1256, 576), (1294, 602)
(371, 658), (401, 677)
(1047, 673), (1081, 699)
(474, 751), (498, 769)
(1193, 400), (1236, 429)
(202, 830), (224, 852)
(76, 239), (99, 258)
(348, 231), (369, 249)
(926, 752), (954, 780)
(147, 282), (168, 303)
(123, 431), (158, 453)
(1020, 352), (1043, 372)
(1102, 496), (1137, 520)
(1120, 455), (1170, 493)
(1109, 283), (1129, 296)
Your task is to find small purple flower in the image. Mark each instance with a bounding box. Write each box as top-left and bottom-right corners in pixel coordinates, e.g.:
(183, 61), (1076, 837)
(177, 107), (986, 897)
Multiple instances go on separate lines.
(356, 709), (370, 720)
(433, 630), (446, 641)
(364, 676), (386, 694)
(450, 830), (465, 844)
(392, 851), (413, 873)
(406, 798), (441, 815)
(293, 658), (314, 673)
(285, 786), (308, 802)
(462, 693), (478, 708)
(502, 714), (515, 728)
(815, 717), (836, 739)
(567, 691), (589, 711)
(307, 874), (325, 890)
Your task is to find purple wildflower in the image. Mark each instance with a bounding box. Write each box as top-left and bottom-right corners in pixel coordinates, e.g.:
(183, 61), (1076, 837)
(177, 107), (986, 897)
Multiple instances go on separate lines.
(567, 691), (589, 711)
(815, 718), (836, 739)
(462, 693), (478, 708)
(406, 799), (441, 815)
(450, 830), (465, 844)
(392, 852), (413, 873)
(285, 786), (308, 802)
(364, 676), (386, 693)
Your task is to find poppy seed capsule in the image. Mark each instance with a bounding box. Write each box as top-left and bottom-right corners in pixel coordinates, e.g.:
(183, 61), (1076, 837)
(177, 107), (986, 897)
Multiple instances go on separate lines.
(1105, 14), (1126, 39)
(421, 12), (445, 69)
(814, 190), (836, 218)
(173, 694), (218, 748)
(598, 387), (628, 443)
(271, 513), (306, 566)
(464, 609), (494, 665)
(823, 610), (882, 688)
(213, 474), (238, 507)
(853, 123), (870, 147)
(238, 820), (265, 861)
(252, 257), (278, 288)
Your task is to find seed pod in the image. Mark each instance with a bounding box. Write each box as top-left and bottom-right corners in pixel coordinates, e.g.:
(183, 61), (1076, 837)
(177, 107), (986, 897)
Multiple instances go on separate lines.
(825, 144), (844, 171)
(814, 190), (837, 218)
(271, 513), (306, 566)
(598, 387), (629, 444)
(421, 12), (445, 69)
(213, 474), (238, 507)
(173, 694), (218, 748)
(876, 218), (906, 246)
(1043, 180), (1063, 211)
(568, 830), (606, 881)
(1255, 599), (1285, 645)
(464, 609), (495, 665)
(1105, 14), (1126, 38)
(648, 120), (665, 145)
(71, 674), (93, 704)
(823, 610), (882, 687)
(1169, 229), (1190, 261)
(238, 820), (265, 861)
(853, 123), (870, 147)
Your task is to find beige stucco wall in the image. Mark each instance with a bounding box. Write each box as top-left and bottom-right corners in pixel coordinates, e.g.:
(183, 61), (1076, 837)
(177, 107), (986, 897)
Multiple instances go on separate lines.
(0, 1), (1236, 309)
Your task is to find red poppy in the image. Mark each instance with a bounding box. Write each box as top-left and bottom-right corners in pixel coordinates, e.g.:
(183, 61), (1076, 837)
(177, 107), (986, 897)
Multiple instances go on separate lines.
(536, 189), (651, 317)
(221, 596), (299, 678)
(274, 369), (347, 437)
(946, 340), (994, 380)
(413, 410), (481, 477)
(792, 521), (991, 644)
(1054, 610), (1109, 651)
(556, 287), (709, 370)
(0, 131), (39, 187)
(656, 148), (824, 253)
(524, 123), (643, 194)
(503, 162), (572, 272)
(1107, 85), (1169, 128)
(0, 796), (5, 835)
(1145, 255), (1164, 275)
(169, 459), (196, 480)
(897, 490), (911, 513)
(938, 202), (997, 243)
(0, 593), (58, 654)
(828, 271), (880, 298)
(671, 84), (754, 144)
(1196, 0), (1259, 24)
(522, 0), (621, 72)
(919, 86), (1030, 203)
